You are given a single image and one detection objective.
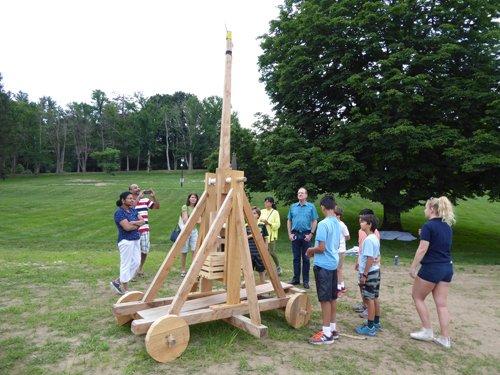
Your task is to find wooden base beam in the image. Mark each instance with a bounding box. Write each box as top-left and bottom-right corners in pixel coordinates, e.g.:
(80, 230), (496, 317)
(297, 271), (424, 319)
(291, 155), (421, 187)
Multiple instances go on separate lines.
(131, 295), (289, 335)
(223, 315), (268, 338)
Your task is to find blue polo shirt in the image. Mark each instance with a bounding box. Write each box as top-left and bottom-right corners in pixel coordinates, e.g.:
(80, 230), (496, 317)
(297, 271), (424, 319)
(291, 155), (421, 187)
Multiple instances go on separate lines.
(287, 202), (319, 232)
(313, 216), (341, 270)
(420, 218), (453, 264)
(114, 207), (141, 242)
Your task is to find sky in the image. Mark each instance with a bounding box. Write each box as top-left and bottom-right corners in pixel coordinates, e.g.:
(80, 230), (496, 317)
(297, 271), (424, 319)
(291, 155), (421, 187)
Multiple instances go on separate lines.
(1, 0), (283, 128)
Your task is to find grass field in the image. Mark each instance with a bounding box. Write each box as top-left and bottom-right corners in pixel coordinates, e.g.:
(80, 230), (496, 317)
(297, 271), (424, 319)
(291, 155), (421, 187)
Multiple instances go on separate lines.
(0, 171), (499, 374)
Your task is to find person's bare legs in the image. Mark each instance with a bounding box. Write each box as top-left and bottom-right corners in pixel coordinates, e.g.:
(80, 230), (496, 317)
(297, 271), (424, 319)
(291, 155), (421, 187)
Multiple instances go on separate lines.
(258, 272), (265, 284)
(432, 281), (450, 337)
(138, 252), (147, 275)
(337, 255), (344, 288)
(412, 276), (435, 329)
(320, 301), (332, 327)
(374, 297), (380, 317)
(364, 298), (375, 320)
(181, 253), (187, 274)
(330, 300), (337, 325)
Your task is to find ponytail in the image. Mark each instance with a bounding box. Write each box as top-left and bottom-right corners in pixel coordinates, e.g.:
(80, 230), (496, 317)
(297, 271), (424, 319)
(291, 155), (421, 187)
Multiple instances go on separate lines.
(427, 196), (455, 226)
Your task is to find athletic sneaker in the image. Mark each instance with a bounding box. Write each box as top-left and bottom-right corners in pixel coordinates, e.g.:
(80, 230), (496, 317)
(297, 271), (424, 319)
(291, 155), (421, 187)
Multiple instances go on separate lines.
(359, 308), (368, 318)
(433, 336), (451, 348)
(355, 324), (377, 336)
(308, 331), (334, 345)
(110, 280), (124, 295)
(410, 328), (434, 341)
(363, 320), (383, 331)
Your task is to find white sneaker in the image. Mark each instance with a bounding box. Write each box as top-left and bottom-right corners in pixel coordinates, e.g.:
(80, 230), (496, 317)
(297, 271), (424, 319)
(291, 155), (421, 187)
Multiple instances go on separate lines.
(410, 328), (434, 341)
(433, 336), (451, 348)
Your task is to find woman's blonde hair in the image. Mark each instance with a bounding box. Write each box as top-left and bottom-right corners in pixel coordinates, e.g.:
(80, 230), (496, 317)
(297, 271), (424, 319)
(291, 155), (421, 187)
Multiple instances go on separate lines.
(427, 196), (456, 226)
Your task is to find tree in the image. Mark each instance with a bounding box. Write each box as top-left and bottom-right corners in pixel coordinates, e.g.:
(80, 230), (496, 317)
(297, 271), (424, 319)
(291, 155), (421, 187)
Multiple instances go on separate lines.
(39, 97), (67, 173)
(68, 102), (93, 172)
(90, 147), (120, 173)
(258, 0), (500, 229)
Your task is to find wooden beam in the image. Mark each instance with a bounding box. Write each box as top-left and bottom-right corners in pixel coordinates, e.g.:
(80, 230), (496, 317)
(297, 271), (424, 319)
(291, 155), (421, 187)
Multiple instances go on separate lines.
(142, 190), (207, 302)
(225, 188), (242, 305)
(113, 290), (225, 317)
(241, 194), (286, 298)
(169, 189), (234, 316)
(218, 31), (233, 170)
(224, 315), (268, 338)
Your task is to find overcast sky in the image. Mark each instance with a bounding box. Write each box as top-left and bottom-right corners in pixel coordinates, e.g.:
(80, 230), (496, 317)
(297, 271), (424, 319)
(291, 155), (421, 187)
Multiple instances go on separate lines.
(1, 0), (282, 128)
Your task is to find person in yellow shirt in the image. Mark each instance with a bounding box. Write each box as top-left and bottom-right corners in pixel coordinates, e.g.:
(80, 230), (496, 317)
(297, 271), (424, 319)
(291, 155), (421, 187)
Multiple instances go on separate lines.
(259, 196), (282, 275)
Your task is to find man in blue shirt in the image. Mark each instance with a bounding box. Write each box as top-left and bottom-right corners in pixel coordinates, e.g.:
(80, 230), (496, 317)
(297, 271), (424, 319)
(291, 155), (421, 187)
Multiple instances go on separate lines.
(287, 187), (319, 289)
(305, 195), (341, 344)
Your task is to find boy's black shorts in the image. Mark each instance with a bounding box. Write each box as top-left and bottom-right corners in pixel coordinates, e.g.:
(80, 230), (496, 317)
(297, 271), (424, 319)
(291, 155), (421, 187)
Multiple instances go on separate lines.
(313, 265), (338, 302)
(251, 254), (265, 273)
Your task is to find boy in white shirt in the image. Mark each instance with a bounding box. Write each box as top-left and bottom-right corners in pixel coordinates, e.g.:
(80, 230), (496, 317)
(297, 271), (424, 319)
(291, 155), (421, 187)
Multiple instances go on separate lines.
(334, 206), (350, 294)
(355, 213), (381, 336)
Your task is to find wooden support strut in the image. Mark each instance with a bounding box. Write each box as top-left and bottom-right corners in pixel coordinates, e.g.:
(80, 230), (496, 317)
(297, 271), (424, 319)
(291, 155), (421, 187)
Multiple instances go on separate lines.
(236, 191), (261, 325)
(142, 190), (207, 302)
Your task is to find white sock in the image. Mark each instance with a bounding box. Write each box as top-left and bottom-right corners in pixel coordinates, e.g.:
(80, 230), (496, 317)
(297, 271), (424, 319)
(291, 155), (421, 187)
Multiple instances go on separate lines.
(330, 322), (336, 331)
(340, 281), (345, 288)
(322, 326), (331, 336)
(337, 284), (342, 290)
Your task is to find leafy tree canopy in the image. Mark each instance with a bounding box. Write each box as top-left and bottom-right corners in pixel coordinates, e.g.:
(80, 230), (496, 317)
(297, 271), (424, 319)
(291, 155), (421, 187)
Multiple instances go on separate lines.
(258, 0), (500, 229)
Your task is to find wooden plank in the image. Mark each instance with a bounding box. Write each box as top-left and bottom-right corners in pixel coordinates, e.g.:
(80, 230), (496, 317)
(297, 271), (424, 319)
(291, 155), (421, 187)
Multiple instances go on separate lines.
(113, 290), (225, 316)
(242, 193), (286, 298)
(236, 191), (261, 325)
(137, 281), (292, 322)
(224, 315), (268, 338)
(131, 295), (289, 335)
(226, 185), (242, 305)
(142, 190), (207, 302)
(169, 189), (234, 316)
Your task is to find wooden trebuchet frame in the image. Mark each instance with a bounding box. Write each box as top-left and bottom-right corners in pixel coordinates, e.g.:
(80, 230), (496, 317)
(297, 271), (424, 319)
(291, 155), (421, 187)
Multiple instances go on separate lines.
(111, 31), (311, 363)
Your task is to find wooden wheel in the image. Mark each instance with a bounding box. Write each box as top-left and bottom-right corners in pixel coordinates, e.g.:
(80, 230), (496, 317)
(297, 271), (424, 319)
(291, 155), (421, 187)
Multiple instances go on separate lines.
(114, 291), (144, 326)
(285, 293), (312, 328)
(145, 315), (190, 363)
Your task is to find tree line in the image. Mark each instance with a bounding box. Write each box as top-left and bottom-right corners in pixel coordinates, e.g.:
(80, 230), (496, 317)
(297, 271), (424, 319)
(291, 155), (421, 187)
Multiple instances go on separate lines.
(0, 80), (260, 177)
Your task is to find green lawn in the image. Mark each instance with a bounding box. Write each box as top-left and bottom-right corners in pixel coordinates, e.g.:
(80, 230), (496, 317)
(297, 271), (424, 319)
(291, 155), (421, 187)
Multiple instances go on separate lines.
(0, 171), (499, 374)
(1, 171), (498, 264)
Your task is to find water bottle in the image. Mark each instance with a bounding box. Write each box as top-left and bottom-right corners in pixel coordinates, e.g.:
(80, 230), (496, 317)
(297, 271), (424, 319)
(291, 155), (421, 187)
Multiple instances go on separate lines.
(394, 255), (399, 266)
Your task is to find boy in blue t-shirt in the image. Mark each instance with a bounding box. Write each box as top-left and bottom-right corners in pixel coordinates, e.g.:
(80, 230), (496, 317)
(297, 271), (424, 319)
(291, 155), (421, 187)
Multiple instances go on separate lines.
(355, 214), (381, 336)
(305, 196), (341, 345)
